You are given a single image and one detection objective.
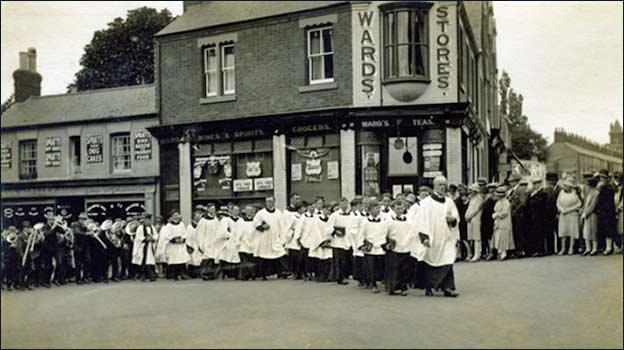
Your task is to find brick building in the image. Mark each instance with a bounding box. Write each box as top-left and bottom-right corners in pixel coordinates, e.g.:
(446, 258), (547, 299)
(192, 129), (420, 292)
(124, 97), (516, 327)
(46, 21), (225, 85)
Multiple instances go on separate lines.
(1, 50), (160, 228)
(547, 128), (623, 178)
(149, 1), (504, 222)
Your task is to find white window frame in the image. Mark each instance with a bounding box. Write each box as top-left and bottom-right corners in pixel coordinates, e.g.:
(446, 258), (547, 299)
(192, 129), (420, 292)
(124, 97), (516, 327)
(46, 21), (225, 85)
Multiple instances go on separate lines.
(221, 44), (236, 95)
(19, 140), (37, 179)
(307, 26), (334, 85)
(203, 46), (218, 97)
(111, 134), (132, 173)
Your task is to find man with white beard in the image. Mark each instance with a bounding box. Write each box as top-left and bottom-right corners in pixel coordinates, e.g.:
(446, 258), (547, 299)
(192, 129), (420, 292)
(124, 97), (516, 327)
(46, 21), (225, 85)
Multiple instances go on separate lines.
(253, 196), (288, 280)
(412, 176), (460, 297)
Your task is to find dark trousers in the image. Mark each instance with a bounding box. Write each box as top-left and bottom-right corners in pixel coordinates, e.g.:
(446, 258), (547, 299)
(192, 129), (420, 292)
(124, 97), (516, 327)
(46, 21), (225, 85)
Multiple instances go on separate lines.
(138, 264), (156, 280)
(120, 248), (133, 278)
(219, 261), (238, 279)
(287, 249), (303, 278)
(384, 252), (411, 293)
(37, 251), (54, 285)
(352, 256), (366, 284)
(73, 248), (91, 282)
(4, 251), (19, 287)
(201, 259), (218, 279)
(422, 264), (456, 291)
(91, 249), (109, 282)
(54, 248), (72, 284)
(364, 254), (385, 288)
(512, 215), (526, 254)
(109, 248), (122, 279)
(168, 264), (185, 279)
(257, 256), (288, 279)
(544, 221), (557, 255)
(300, 248), (313, 279)
(311, 258), (331, 282)
(331, 248), (348, 283)
(238, 253), (256, 280)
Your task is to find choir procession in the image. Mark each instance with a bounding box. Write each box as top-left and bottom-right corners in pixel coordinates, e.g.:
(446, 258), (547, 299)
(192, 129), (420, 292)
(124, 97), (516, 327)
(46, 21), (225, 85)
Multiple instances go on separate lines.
(2, 170), (622, 297)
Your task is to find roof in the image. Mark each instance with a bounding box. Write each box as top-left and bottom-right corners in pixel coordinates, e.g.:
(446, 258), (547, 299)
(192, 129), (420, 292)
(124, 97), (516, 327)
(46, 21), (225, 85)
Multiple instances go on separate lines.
(156, 1), (348, 37)
(1, 84), (156, 129)
(561, 142), (623, 164)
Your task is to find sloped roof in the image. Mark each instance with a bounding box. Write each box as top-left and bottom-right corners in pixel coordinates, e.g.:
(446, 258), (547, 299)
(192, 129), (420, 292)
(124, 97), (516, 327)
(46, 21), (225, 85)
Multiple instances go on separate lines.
(562, 142), (623, 164)
(157, 1), (348, 37)
(1, 84), (156, 129)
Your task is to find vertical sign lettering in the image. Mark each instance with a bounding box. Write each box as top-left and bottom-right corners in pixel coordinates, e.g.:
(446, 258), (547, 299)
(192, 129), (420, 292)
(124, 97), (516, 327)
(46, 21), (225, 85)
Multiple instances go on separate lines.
(134, 130), (152, 161)
(436, 6), (451, 90)
(45, 137), (61, 167)
(86, 134), (103, 163)
(359, 11), (376, 95)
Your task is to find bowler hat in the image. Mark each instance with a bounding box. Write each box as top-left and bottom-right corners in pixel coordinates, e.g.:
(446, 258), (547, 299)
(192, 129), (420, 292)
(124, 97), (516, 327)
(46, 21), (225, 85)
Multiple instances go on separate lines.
(582, 171), (594, 179)
(545, 172), (559, 182)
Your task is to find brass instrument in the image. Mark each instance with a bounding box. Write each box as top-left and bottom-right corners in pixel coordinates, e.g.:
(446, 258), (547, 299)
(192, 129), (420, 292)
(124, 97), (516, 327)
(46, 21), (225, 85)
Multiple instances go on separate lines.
(22, 226), (44, 267)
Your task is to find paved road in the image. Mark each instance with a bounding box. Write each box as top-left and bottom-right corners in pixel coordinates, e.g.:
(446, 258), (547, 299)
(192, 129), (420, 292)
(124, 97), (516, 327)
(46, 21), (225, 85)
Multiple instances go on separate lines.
(2, 255), (622, 349)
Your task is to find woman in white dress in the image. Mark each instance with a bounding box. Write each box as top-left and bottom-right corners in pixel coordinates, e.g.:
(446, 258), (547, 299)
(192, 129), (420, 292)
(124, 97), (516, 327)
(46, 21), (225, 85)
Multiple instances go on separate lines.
(492, 186), (514, 260)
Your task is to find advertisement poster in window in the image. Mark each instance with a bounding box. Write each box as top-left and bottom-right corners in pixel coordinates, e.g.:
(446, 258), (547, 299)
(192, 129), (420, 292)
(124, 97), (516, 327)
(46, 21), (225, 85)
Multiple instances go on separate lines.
(422, 143), (443, 178)
(1, 142), (11, 168)
(291, 163), (302, 182)
(327, 160), (339, 180)
(254, 177), (274, 191)
(362, 149), (380, 195)
(45, 137), (61, 167)
(233, 179), (253, 192)
(305, 158), (322, 183)
(134, 131), (152, 161)
(86, 134), (104, 163)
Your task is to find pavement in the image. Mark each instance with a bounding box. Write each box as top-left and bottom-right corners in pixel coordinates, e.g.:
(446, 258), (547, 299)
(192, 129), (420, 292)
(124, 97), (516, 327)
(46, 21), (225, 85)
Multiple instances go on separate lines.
(1, 254), (622, 349)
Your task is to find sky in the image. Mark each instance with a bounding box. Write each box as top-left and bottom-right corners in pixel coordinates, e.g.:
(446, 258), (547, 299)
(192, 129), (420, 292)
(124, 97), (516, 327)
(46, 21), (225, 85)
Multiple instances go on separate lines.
(1, 1), (622, 144)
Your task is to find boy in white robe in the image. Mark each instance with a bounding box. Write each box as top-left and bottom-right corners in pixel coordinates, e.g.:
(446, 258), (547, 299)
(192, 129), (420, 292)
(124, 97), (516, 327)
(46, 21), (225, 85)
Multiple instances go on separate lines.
(412, 176), (460, 297)
(156, 210), (190, 281)
(358, 199), (387, 293)
(195, 204), (222, 280)
(131, 214), (158, 281)
(284, 202), (305, 279)
(237, 205), (258, 281)
(384, 200), (414, 296)
(348, 197), (367, 286)
(217, 206), (243, 279)
(308, 204), (333, 282)
(327, 197), (352, 285)
(380, 193), (396, 221)
(298, 202), (317, 281)
(185, 209), (205, 278)
(253, 196), (288, 280)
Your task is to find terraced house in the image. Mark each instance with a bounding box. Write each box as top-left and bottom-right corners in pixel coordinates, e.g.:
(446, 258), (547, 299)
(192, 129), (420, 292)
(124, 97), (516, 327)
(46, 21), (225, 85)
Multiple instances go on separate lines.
(146, 0), (506, 222)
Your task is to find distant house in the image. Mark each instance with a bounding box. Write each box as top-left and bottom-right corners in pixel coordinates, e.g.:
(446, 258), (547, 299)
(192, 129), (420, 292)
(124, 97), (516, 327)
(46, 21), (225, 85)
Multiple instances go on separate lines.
(1, 49), (160, 228)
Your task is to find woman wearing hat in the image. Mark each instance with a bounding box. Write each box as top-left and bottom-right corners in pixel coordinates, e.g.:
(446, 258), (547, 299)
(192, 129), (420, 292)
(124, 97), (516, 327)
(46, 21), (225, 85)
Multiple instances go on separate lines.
(492, 186), (515, 260)
(581, 177), (600, 256)
(465, 183), (483, 262)
(556, 177), (583, 255)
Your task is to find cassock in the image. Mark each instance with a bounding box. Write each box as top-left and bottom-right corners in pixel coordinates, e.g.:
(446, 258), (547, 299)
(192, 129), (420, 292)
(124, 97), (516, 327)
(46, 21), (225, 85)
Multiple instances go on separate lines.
(412, 193), (459, 291)
(156, 222), (189, 265)
(195, 216), (223, 261)
(252, 208), (286, 259)
(217, 216), (242, 264)
(131, 224), (158, 266)
(185, 223), (203, 267)
(283, 208), (302, 251)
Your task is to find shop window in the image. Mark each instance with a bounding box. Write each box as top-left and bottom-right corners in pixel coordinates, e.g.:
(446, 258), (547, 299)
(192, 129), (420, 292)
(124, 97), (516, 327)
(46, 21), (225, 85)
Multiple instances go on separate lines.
(307, 26), (334, 84)
(70, 136), (81, 174)
(19, 140), (37, 180)
(111, 133), (131, 172)
(381, 3), (431, 81)
(361, 145), (381, 197)
(203, 42), (236, 97)
(388, 137), (418, 176)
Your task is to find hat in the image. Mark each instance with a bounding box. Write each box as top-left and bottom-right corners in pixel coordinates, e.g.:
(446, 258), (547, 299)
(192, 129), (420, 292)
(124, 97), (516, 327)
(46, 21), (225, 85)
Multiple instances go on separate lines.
(477, 177), (488, 186)
(495, 186), (507, 196)
(487, 182), (499, 189)
(419, 186), (432, 193)
(594, 169), (609, 178)
(405, 193), (417, 204)
(545, 172), (559, 182)
(100, 219), (113, 231)
(582, 171), (594, 179)
(44, 209), (55, 218)
(125, 221), (139, 235)
(468, 183), (481, 193)
(111, 221), (124, 233)
(563, 177), (575, 187)
(448, 184), (458, 190)
(508, 173), (521, 183)
(87, 222), (99, 232)
(78, 212), (88, 220)
(519, 177), (529, 186)
(33, 222), (45, 230)
(531, 175), (543, 184)
(457, 183), (467, 190)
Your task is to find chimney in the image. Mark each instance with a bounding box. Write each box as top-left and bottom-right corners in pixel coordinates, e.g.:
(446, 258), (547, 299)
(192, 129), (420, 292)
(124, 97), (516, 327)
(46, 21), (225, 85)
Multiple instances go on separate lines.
(13, 48), (42, 103)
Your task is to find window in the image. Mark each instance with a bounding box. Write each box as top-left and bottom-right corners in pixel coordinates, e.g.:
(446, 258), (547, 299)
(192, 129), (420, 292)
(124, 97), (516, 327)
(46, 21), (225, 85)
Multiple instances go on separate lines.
(382, 5), (430, 80)
(307, 27), (334, 84)
(19, 140), (37, 179)
(203, 43), (235, 97)
(111, 134), (131, 172)
(70, 136), (81, 174)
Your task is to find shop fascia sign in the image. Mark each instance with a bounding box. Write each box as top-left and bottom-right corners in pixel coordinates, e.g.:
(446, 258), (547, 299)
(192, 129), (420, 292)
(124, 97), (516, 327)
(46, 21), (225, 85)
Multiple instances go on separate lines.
(358, 116), (438, 129)
(197, 128), (268, 142)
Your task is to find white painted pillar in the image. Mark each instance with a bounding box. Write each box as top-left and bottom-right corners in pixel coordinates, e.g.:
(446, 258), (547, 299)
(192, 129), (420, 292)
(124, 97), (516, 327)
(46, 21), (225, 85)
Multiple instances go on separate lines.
(340, 129), (356, 199)
(178, 142), (192, 225)
(272, 134), (287, 210)
(446, 128), (462, 184)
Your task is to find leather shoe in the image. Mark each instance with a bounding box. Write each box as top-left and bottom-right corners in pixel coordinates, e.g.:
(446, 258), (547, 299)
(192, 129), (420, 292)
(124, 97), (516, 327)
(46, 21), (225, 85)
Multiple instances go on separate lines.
(443, 289), (459, 297)
(425, 288), (433, 296)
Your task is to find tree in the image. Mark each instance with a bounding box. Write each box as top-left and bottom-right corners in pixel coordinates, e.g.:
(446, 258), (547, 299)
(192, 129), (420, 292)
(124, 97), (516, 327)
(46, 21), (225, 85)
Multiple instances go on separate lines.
(68, 7), (175, 92)
(1, 94), (15, 116)
(499, 70), (549, 162)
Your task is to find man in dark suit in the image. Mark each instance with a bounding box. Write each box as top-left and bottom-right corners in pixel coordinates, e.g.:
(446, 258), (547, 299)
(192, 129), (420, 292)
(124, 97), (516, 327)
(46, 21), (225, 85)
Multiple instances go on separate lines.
(594, 169), (618, 254)
(543, 172), (560, 255)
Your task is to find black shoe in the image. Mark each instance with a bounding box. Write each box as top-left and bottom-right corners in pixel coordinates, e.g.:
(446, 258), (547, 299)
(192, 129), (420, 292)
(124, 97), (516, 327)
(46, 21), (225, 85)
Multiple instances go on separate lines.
(443, 289), (459, 297)
(53, 281), (61, 286)
(337, 280), (349, 285)
(43, 283), (51, 288)
(111, 277), (121, 282)
(103, 279), (109, 284)
(425, 288), (433, 296)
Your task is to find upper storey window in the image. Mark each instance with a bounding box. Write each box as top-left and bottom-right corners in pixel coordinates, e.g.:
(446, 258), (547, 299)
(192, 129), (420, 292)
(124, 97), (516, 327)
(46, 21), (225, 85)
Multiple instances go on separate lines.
(307, 26), (334, 84)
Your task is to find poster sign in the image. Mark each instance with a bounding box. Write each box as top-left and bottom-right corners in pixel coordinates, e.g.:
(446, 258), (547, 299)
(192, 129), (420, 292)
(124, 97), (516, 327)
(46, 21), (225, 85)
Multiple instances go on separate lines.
(45, 137), (61, 167)
(305, 158), (322, 176)
(291, 163), (302, 182)
(134, 131), (152, 161)
(246, 161), (262, 177)
(422, 143), (443, 177)
(86, 134), (104, 163)
(254, 177), (274, 191)
(233, 179), (253, 192)
(327, 161), (339, 180)
(1, 142), (11, 168)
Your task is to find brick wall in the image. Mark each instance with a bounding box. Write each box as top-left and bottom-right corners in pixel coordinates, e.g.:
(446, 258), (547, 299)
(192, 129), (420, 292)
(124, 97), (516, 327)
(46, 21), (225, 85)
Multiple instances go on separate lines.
(158, 6), (352, 126)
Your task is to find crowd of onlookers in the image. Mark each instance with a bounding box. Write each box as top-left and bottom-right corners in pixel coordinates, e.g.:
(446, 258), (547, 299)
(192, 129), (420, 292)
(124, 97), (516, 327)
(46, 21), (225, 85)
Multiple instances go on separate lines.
(1, 168), (622, 295)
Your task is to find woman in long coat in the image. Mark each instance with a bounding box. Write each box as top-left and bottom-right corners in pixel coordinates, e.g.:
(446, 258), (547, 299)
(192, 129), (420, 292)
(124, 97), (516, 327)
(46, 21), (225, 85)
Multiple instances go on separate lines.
(557, 177), (583, 255)
(465, 183), (484, 262)
(492, 186), (514, 260)
(581, 177), (599, 256)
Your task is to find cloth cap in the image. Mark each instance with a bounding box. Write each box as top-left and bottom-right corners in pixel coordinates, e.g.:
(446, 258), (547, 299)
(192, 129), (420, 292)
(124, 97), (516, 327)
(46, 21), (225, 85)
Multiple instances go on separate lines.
(545, 172), (559, 181)
(477, 177), (488, 185)
(100, 219), (113, 231)
(487, 182), (499, 189)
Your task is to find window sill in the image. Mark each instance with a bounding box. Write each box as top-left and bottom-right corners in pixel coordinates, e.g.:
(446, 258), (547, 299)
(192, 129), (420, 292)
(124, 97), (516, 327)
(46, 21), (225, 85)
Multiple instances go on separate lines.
(200, 94), (237, 104)
(298, 82), (338, 93)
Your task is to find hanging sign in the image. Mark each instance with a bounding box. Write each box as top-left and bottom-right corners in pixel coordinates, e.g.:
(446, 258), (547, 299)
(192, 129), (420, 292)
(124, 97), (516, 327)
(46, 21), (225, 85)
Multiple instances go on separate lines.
(254, 177), (274, 191)
(233, 179), (253, 192)
(45, 137), (61, 167)
(134, 131), (152, 161)
(86, 134), (104, 163)
(246, 161), (262, 177)
(1, 142), (11, 168)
